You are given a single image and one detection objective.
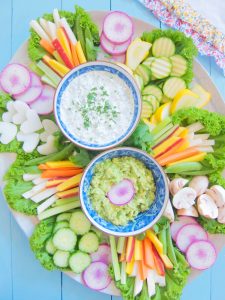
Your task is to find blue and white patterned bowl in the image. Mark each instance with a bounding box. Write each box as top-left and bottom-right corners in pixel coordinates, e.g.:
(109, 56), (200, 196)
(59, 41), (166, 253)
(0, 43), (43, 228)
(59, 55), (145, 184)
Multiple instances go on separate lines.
(80, 147), (169, 236)
(54, 61), (142, 151)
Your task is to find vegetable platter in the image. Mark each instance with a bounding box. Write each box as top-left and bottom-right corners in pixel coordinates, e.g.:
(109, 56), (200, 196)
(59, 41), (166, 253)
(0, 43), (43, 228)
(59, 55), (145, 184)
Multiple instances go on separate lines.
(1, 6), (225, 300)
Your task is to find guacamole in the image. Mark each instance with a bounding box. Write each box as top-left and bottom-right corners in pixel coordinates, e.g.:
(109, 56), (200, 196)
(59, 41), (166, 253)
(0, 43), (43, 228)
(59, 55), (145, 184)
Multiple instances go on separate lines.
(88, 156), (156, 226)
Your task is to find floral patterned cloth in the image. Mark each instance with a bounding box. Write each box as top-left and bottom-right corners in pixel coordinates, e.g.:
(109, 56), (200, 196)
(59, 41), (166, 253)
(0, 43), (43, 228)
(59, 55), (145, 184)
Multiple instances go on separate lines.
(138, 0), (225, 75)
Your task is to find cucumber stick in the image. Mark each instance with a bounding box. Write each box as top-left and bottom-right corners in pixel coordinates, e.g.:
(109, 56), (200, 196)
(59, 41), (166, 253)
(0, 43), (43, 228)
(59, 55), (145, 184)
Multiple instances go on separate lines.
(109, 236), (121, 281)
(152, 37), (175, 57)
(166, 226), (177, 266)
(117, 237), (126, 254)
(151, 57), (172, 79)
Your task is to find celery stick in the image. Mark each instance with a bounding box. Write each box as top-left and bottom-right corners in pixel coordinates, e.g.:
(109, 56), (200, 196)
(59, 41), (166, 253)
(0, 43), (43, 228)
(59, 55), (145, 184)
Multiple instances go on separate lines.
(117, 237), (125, 254)
(152, 123), (174, 142)
(151, 117), (172, 136)
(152, 125), (179, 147)
(158, 229), (167, 255)
(38, 200), (80, 220)
(165, 162), (202, 174)
(54, 198), (77, 207)
(37, 60), (61, 86)
(166, 226), (177, 266)
(120, 261), (127, 285)
(29, 62), (44, 77)
(109, 236), (121, 281)
(41, 75), (57, 88)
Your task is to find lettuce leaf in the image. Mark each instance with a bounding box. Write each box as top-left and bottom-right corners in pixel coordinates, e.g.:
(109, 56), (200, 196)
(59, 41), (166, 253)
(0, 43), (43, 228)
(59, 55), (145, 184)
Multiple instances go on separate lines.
(0, 91), (11, 116)
(29, 217), (56, 270)
(69, 148), (95, 167)
(141, 29), (198, 85)
(28, 11), (76, 62)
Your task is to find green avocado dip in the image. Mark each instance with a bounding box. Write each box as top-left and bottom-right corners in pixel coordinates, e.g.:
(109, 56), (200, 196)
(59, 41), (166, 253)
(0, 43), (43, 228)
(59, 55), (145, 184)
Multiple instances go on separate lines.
(88, 156), (156, 226)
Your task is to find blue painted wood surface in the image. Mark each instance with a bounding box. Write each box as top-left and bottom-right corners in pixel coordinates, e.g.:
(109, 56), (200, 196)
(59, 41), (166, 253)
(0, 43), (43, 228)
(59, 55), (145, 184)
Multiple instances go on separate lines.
(0, 0), (225, 299)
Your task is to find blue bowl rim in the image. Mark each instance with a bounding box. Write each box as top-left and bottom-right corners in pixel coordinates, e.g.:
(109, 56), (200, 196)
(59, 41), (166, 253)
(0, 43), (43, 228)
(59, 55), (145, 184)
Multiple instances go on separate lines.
(79, 146), (169, 236)
(54, 61), (142, 151)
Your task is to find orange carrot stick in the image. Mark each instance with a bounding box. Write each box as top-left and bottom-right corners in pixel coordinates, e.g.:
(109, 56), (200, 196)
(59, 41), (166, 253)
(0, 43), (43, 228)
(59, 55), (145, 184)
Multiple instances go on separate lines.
(156, 139), (189, 161)
(157, 147), (200, 166)
(143, 239), (155, 269)
(41, 168), (83, 178)
(38, 164), (48, 170)
(70, 41), (80, 67)
(126, 236), (135, 263)
(151, 244), (165, 276)
(40, 39), (55, 55)
(138, 260), (148, 280)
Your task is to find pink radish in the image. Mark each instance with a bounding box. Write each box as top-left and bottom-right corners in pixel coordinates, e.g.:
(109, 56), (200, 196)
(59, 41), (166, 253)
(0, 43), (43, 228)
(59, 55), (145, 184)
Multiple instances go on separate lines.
(176, 224), (208, 253)
(0, 63), (31, 96)
(107, 179), (135, 206)
(186, 240), (217, 270)
(15, 72), (43, 104)
(170, 216), (197, 241)
(29, 84), (54, 115)
(103, 11), (133, 44)
(111, 54), (126, 64)
(82, 261), (111, 290)
(90, 244), (112, 265)
(100, 33), (131, 56)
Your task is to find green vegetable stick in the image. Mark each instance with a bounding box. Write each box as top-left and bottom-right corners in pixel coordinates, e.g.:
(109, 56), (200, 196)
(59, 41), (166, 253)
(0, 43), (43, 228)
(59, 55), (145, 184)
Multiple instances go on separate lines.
(37, 61), (61, 86)
(166, 226), (177, 266)
(165, 162), (202, 174)
(158, 229), (167, 255)
(151, 117), (172, 136)
(54, 197), (77, 207)
(109, 236), (121, 281)
(41, 75), (57, 88)
(75, 15), (86, 56)
(38, 200), (80, 220)
(25, 143), (75, 166)
(117, 237), (126, 254)
(174, 248), (189, 267)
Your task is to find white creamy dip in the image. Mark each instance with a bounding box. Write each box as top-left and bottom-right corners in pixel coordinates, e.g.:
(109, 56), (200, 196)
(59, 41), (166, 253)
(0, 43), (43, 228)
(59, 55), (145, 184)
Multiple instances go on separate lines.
(60, 70), (134, 145)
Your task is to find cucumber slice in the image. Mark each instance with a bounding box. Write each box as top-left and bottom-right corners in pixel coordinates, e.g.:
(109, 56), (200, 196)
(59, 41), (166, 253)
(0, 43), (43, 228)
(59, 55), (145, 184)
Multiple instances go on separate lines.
(143, 57), (155, 68)
(151, 57), (172, 79)
(152, 37), (175, 57)
(142, 84), (163, 102)
(70, 210), (91, 235)
(53, 221), (69, 233)
(56, 213), (72, 222)
(69, 251), (91, 274)
(134, 74), (144, 91)
(45, 238), (57, 255)
(53, 250), (70, 268)
(79, 232), (99, 253)
(143, 95), (159, 113)
(141, 100), (153, 118)
(163, 77), (186, 99)
(135, 64), (151, 85)
(170, 54), (188, 77)
(53, 228), (77, 251)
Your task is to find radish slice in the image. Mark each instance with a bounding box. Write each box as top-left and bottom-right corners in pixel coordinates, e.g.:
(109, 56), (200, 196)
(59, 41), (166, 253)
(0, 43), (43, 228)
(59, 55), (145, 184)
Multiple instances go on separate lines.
(103, 11), (133, 44)
(82, 261), (111, 291)
(107, 179), (135, 206)
(0, 63), (31, 96)
(90, 244), (112, 265)
(186, 240), (217, 270)
(29, 84), (54, 115)
(176, 224), (208, 253)
(100, 33), (131, 56)
(15, 73), (43, 104)
(111, 54), (126, 64)
(170, 216), (197, 241)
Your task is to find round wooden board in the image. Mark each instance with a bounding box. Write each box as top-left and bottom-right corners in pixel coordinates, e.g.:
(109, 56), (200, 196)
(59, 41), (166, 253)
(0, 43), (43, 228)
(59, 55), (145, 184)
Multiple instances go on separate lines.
(1, 11), (225, 297)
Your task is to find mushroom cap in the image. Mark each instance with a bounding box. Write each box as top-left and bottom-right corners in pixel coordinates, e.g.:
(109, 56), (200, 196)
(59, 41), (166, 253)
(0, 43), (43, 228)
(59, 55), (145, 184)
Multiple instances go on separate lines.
(218, 206), (225, 224)
(207, 185), (225, 208)
(197, 194), (218, 219)
(172, 187), (197, 210)
(163, 199), (175, 222)
(177, 206), (199, 217)
(169, 178), (189, 196)
(189, 176), (209, 196)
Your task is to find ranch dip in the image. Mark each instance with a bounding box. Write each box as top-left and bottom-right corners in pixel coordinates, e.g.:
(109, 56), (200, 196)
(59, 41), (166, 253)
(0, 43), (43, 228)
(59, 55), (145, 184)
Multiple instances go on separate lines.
(60, 70), (134, 144)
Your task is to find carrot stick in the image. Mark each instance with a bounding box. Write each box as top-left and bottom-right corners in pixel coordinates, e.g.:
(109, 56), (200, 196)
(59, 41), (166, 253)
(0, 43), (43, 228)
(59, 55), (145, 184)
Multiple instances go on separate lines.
(70, 41), (80, 67)
(56, 187), (79, 198)
(40, 39), (55, 55)
(143, 239), (155, 269)
(155, 139), (189, 161)
(157, 147), (200, 166)
(119, 238), (127, 262)
(138, 260), (148, 280)
(151, 244), (165, 276)
(126, 236), (135, 263)
(41, 168), (83, 178)
(38, 164), (48, 170)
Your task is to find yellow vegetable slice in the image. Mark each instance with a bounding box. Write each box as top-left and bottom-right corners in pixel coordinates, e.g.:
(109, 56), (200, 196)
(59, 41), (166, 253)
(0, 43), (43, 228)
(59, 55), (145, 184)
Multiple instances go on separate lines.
(146, 230), (163, 255)
(167, 152), (206, 166)
(155, 102), (171, 122)
(191, 84), (211, 107)
(170, 89), (199, 113)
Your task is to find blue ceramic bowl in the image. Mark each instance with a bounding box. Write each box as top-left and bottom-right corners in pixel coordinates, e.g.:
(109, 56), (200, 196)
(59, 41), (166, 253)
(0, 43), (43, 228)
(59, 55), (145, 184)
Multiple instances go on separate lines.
(54, 61), (142, 151)
(80, 147), (169, 236)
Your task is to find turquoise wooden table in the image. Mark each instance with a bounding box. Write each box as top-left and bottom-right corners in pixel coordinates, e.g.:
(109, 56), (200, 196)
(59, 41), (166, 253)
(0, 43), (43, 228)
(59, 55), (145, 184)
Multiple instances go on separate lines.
(0, 0), (225, 299)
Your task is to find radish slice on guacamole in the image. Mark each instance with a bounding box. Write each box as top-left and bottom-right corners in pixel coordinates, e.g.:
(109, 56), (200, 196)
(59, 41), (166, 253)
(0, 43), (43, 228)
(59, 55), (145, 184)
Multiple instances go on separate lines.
(107, 179), (135, 206)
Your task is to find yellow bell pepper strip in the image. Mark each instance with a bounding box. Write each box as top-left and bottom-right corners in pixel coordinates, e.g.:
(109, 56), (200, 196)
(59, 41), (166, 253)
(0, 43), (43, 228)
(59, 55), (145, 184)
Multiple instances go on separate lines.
(45, 161), (77, 169)
(56, 173), (83, 192)
(46, 179), (67, 188)
(126, 254), (135, 275)
(146, 229), (164, 255)
(167, 152), (206, 166)
(159, 254), (173, 269)
(126, 236), (135, 262)
(56, 187), (79, 199)
(76, 41), (87, 64)
(43, 55), (70, 77)
(53, 51), (64, 64)
(134, 239), (143, 261)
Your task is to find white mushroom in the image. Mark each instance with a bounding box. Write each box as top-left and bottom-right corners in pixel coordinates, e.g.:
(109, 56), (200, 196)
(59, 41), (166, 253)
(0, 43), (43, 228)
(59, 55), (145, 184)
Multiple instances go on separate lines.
(177, 206), (199, 217)
(172, 187), (197, 209)
(206, 185), (225, 208)
(189, 176), (209, 196)
(197, 194), (218, 219)
(218, 206), (225, 224)
(163, 199), (175, 222)
(169, 178), (189, 196)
